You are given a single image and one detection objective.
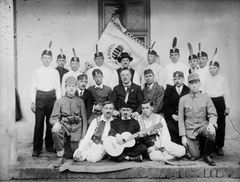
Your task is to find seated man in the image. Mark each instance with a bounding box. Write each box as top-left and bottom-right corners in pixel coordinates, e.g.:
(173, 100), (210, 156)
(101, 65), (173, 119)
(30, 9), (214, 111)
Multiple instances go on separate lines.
(142, 69), (164, 114)
(50, 76), (87, 167)
(110, 67), (143, 118)
(138, 100), (185, 161)
(108, 103), (147, 162)
(178, 73), (218, 166)
(76, 74), (93, 120)
(163, 71), (190, 145)
(88, 69), (112, 126)
(73, 101), (114, 163)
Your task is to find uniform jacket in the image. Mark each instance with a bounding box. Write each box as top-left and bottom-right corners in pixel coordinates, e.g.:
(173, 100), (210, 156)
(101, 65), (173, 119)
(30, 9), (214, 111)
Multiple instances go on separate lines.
(163, 84), (190, 132)
(110, 82), (143, 114)
(75, 89), (93, 120)
(50, 95), (87, 142)
(142, 82), (165, 114)
(88, 85), (112, 105)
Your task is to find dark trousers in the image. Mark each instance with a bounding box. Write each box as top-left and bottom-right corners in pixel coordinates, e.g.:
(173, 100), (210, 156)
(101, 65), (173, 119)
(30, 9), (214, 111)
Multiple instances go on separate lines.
(33, 90), (56, 151)
(52, 125), (78, 159)
(169, 128), (182, 145)
(112, 144), (147, 162)
(211, 97), (226, 148)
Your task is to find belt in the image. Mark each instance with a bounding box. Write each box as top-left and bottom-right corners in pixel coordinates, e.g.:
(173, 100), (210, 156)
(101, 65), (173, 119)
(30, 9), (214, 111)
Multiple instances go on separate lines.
(36, 90), (56, 98)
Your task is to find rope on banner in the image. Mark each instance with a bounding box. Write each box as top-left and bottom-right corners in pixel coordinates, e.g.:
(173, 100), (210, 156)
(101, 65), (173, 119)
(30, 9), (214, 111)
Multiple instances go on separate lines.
(110, 17), (150, 50)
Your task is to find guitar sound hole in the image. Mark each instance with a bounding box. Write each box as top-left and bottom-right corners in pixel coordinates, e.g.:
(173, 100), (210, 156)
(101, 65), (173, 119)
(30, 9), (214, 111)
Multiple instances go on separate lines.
(123, 139), (126, 143)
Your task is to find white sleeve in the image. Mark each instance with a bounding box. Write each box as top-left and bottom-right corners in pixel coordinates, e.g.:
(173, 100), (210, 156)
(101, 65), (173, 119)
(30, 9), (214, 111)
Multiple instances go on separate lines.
(61, 74), (67, 96)
(55, 71), (61, 99)
(133, 71), (141, 86)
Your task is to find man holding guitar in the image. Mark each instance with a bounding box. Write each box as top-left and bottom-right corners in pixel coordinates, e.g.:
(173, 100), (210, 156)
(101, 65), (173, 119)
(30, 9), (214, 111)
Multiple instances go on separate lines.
(107, 103), (147, 162)
(138, 100), (186, 161)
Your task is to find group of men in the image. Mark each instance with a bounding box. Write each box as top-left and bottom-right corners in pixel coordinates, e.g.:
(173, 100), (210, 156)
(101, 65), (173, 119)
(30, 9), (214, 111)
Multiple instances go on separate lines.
(30, 38), (230, 168)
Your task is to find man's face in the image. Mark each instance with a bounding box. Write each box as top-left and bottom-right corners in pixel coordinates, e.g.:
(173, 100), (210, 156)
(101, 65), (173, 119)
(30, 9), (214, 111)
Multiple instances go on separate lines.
(77, 79), (88, 90)
(209, 65), (219, 76)
(120, 58), (131, 68)
(57, 58), (66, 67)
(93, 73), (103, 85)
(142, 102), (153, 117)
(70, 61), (80, 71)
(169, 53), (180, 63)
(102, 103), (114, 119)
(147, 54), (156, 65)
(120, 107), (132, 119)
(94, 56), (104, 67)
(144, 73), (155, 85)
(65, 84), (77, 96)
(189, 58), (198, 69)
(41, 55), (52, 67)
(188, 80), (201, 93)
(173, 77), (184, 87)
(120, 70), (132, 84)
(197, 56), (208, 68)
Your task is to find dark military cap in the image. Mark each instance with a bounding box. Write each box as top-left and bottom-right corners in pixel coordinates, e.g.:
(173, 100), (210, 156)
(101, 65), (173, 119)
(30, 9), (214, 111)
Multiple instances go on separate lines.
(209, 61), (220, 68)
(94, 52), (104, 58)
(57, 54), (66, 60)
(70, 57), (80, 62)
(148, 50), (158, 57)
(197, 51), (208, 58)
(144, 69), (154, 75)
(42, 50), (52, 57)
(173, 71), (184, 78)
(92, 69), (103, 77)
(188, 54), (198, 61)
(77, 73), (88, 80)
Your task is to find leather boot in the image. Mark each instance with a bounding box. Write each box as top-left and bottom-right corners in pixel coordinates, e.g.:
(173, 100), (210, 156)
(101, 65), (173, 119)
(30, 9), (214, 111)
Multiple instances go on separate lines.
(129, 154), (143, 162)
(54, 157), (65, 168)
(203, 139), (216, 166)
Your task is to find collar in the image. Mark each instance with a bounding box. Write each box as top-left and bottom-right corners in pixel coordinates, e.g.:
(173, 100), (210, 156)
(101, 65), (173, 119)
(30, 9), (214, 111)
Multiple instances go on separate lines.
(147, 82), (154, 90)
(123, 82), (131, 88)
(121, 116), (131, 121)
(121, 66), (131, 69)
(78, 88), (85, 93)
(189, 91), (200, 98)
(100, 115), (113, 123)
(95, 84), (103, 89)
(175, 84), (183, 91)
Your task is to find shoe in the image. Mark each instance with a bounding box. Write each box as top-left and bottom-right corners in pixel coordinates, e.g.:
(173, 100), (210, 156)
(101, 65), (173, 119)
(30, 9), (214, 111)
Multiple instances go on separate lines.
(216, 147), (224, 156)
(46, 147), (55, 153)
(183, 152), (196, 161)
(129, 154), (143, 162)
(32, 151), (40, 157)
(54, 157), (64, 168)
(203, 156), (216, 166)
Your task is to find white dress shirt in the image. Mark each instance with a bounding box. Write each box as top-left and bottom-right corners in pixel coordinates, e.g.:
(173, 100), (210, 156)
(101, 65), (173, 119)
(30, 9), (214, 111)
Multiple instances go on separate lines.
(164, 61), (189, 87)
(87, 65), (113, 89)
(202, 74), (231, 108)
(175, 85), (183, 95)
(30, 66), (61, 103)
(61, 70), (83, 96)
(141, 63), (164, 88)
(195, 66), (210, 91)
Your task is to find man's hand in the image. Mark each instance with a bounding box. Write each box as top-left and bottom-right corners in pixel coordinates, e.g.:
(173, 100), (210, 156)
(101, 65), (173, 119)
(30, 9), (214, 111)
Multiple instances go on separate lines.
(224, 108), (230, 116)
(207, 123), (215, 135)
(113, 110), (120, 117)
(181, 136), (188, 147)
(147, 146), (156, 154)
(131, 112), (139, 119)
(116, 134), (124, 145)
(52, 122), (61, 133)
(172, 114), (178, 121)
(31, 102), (36, 113)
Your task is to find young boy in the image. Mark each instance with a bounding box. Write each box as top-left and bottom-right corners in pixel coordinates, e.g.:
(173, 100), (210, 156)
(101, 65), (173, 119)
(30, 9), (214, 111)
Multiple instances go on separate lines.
(88, 69), (112, 126)
(50, 76), (87, 167)
(178, 73), (218, 166)
(55, 50), (69, 85)
(30, 45), (61, 157)
(61, 50), (83, 96)
(188, 54), (198, 74)
(202, 61), (230, 156)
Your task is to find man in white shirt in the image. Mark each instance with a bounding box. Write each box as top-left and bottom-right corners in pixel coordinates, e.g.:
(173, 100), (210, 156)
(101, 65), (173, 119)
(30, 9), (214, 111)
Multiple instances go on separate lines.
(202, 61), (230, 156)
(195, 51), (210, 91)
(164, 37), (189, 87)
(61, 55), (83, 96)
(30, 48), (61, 157)
(73, 101), (114, 163)
(141, 50), (164, 88)
(138, 100), (185, 161)
(86, 52), (113, 89)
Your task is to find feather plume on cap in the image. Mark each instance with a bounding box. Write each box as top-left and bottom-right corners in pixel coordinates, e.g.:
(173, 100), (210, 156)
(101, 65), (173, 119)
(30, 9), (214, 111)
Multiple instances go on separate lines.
(211, 48), (218, 64)
(47, 41), (52, 54)
(72, 48), (76, 61)
(187, 42), (193, 59)
(149, 41), (156, 51)
(172, 37), (177, 50)
(96, 44), (99, 57)
(198, 43), (201, 57)
(60, 48), (63, 58)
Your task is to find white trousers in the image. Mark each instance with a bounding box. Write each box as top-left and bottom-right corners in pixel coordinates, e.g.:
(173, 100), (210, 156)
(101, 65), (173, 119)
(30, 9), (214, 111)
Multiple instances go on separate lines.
(149, 142), (185, 161)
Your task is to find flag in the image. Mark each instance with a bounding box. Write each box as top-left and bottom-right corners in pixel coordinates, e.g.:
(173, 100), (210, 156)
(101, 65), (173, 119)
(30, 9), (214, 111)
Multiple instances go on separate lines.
(85, 17), (149, 76)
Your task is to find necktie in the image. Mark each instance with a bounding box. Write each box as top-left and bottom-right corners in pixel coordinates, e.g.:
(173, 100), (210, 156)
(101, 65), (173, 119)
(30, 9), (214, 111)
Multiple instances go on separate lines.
(124, 85), (130, 103)
(79, 91), (83, 96)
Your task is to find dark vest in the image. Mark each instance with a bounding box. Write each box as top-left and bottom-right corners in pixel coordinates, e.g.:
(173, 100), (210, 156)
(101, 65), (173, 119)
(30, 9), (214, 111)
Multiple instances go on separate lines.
(117, 68), (135, 84)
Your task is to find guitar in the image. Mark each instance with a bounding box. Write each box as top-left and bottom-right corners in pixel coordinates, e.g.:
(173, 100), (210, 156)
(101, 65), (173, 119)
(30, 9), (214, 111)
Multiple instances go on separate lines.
(103, 122), (162, 157)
